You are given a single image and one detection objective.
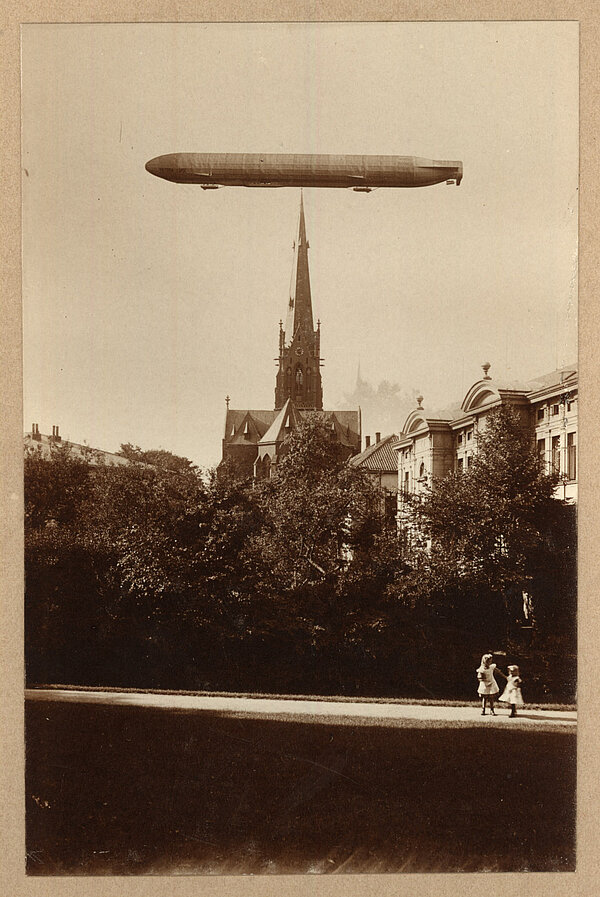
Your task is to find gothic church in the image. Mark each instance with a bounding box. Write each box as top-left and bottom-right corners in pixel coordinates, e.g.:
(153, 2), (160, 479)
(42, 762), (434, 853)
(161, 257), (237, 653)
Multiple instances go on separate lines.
(221, 194), (361, 478)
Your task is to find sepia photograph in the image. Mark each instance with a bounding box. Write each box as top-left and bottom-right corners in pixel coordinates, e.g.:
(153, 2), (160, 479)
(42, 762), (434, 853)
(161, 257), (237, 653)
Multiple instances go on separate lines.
(19, 21), (578, 877)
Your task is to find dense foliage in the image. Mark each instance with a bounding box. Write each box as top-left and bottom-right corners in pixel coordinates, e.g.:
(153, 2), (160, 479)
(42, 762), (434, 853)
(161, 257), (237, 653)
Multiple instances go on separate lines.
(24, 410), (576, 700)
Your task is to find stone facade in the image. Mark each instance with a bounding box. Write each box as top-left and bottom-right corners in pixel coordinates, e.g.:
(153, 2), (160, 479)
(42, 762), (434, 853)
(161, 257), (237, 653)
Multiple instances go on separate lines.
(396, 363), (578, 508)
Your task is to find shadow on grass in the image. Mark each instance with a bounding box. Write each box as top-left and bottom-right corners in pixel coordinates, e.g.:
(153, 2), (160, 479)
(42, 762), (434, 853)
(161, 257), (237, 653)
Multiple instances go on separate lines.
(25, 700), (576, 875)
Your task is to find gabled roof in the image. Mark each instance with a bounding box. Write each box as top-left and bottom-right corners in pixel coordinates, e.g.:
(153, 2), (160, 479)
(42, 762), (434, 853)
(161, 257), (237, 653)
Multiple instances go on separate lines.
(224, 409), (278, 443)
(258, 403), (361, 448)
(259, 399), (301, 446)
(349, 434), (399, 471)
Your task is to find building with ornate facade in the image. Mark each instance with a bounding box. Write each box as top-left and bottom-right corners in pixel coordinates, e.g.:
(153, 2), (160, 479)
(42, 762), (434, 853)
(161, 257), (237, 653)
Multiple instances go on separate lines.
(396, 362), (578, 508)
(221, 195), (361, 478)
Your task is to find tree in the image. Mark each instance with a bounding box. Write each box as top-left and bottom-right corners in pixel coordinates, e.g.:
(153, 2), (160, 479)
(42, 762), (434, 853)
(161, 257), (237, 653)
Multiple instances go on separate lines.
(118, 443), (200, 476)
(24, 442), (212, 686)
(24, 442), (93, 528)
(239, 416), (399, 657)
(405, 405), (571, 637)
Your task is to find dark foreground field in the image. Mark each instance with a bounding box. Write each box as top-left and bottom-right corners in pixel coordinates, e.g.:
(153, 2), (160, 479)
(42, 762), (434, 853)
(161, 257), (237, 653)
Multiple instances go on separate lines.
(25, 700), (575, 874)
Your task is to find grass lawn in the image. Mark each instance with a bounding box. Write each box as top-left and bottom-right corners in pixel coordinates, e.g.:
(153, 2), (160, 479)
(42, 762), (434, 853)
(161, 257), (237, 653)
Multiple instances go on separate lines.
(25, 700), (575, 874)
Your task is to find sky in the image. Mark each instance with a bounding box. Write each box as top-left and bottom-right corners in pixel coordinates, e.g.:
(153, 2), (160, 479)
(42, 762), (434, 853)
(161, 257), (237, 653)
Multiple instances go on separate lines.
(21, 22), (578, 469)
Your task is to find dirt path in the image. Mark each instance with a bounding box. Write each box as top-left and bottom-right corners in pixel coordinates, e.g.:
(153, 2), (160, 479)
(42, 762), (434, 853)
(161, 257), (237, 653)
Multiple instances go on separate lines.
(25, 687), (576, 729)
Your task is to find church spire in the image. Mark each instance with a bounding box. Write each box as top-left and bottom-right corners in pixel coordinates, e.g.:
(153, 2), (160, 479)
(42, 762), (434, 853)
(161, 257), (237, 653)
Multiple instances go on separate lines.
(285, 189), (314, 339)
(275, 191), (323, 411)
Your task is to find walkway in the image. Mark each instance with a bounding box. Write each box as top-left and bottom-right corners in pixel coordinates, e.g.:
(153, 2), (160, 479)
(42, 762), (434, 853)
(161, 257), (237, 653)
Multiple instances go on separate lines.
(25, 688), (576, 730)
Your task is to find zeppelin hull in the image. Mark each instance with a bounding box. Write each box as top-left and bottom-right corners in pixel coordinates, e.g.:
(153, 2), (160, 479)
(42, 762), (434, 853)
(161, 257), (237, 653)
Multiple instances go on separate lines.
(145, 153), (462, 188)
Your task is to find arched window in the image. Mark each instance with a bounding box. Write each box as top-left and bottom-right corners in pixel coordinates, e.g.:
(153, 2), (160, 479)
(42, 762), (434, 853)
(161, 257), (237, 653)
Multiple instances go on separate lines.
(286, 367), (292, 391)
(295, 366), (303, 389)
(263, 455), (271, 479)
(419, 462), (426, 480)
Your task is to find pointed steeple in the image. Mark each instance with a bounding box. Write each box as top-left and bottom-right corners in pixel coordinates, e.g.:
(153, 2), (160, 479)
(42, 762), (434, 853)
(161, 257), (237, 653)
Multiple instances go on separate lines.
(285, 190), (314, 339)
(275, 192), (323, 411)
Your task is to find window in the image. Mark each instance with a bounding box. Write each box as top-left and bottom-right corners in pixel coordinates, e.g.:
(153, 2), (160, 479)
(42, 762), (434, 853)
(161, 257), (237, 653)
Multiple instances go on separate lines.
(467, 430), (472, 441)
(567, 432), (577, 481)
(384, 491), (396, 522)
(467, 455), (473, 468)
(419, 462), (425, 480)
(551, 435), (561, 474)
(457, 434), (463, 445)
(403, 471), (410, 498)
(537, 438), (546, 466)
(457, 457), (464, 472)
(552, 404), (560, 416)
(567, 400), (573, 412)
(537, 407), (545, 421)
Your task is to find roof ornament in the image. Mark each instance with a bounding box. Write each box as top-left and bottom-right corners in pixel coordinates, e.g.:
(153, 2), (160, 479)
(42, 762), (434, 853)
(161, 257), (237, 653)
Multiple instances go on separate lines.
(416, 395), (424, 409)
(482, 362), (491, 380)
(225, 395), (230, 409)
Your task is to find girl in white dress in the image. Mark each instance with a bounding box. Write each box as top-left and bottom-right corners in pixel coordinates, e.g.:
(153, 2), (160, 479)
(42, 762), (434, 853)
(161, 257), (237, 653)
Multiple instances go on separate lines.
(499, 664), (524, 717)
(476, 653), (507, 715)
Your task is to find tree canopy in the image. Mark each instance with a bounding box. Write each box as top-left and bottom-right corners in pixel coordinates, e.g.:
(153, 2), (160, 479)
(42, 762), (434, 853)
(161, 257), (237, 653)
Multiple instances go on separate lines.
(24, 410), (576, 699)
(403, 405), (574, 636)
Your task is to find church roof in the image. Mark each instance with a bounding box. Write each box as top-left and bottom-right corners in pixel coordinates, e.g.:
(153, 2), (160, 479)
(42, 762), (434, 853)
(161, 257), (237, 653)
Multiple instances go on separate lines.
(259, 399), (301, 445)
(224, 409), (278, 444)
(256, 401), (360, 448)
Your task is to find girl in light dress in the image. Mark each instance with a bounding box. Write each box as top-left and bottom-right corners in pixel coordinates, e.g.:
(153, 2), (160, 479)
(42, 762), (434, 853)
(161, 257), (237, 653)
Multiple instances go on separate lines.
(498, 665), (524, 718)
(476, 653), (507, 715)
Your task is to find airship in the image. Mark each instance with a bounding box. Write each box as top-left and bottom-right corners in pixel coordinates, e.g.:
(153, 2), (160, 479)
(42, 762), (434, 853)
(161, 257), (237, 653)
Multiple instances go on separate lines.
(145, 153), (463, 190)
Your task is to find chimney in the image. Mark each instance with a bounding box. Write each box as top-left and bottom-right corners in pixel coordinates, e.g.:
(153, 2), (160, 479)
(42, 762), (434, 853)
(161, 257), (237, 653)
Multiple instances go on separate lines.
(365, 435), (371, 448)
(51, 425), (61, 442)
(32, 423), (41, 441)
(376, 432), (381, 443)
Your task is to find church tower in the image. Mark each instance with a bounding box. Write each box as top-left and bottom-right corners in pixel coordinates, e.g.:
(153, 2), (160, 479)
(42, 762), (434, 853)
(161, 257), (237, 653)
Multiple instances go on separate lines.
(275, 193), (323, 411)
(220, 192), (360, 480)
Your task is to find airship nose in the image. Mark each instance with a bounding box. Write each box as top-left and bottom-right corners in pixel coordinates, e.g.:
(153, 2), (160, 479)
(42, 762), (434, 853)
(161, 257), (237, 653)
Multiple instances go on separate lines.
(145, 156), (163, 178)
